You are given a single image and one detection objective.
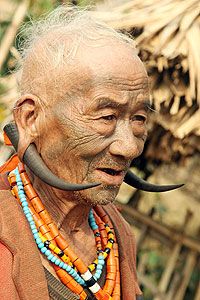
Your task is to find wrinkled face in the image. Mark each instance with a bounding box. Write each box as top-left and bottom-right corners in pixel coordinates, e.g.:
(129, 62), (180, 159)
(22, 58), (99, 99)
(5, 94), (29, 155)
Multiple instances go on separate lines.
(38, 42), (149, 205)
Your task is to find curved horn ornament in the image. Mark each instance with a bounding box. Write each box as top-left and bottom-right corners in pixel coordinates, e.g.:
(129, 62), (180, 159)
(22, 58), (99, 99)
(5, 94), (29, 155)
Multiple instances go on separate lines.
(4, 122), (184, 193)
(3, 123), (100, 191)
(124, 170), (184, 192)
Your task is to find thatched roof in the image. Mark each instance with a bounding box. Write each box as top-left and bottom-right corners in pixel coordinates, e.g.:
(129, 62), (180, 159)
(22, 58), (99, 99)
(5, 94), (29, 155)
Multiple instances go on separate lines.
(94, 0), (200, 162)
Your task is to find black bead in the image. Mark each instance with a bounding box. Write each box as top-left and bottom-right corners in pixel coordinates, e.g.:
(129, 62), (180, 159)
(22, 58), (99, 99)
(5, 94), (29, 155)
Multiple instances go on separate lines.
(105, 223), (109, 227)
(107, 230), (113, 235)
(58, 250), (64, 257)
(108, 238), (115, 244)
(86, 276), (96, 287)
(104, 247), (111, 254)
(44, 240), (50, 248)
(94, 232), (101, 237)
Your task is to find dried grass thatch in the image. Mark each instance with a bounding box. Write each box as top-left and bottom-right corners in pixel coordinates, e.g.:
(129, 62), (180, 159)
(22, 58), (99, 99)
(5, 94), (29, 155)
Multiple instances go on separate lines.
(94, 0), (200, 163)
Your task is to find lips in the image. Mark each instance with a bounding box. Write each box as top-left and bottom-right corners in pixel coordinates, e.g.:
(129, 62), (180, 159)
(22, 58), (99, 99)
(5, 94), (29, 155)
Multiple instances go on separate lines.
(95, 167), (125, 185)
(100, 168), (121, 176)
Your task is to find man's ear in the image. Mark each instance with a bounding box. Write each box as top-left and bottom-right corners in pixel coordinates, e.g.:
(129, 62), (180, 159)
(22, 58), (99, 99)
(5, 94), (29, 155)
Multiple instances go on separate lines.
(13, 94), (40, 161)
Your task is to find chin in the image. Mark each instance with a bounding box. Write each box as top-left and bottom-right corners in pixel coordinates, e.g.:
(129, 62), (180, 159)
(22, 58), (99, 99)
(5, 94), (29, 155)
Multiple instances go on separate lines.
(73, 185), (120, 206)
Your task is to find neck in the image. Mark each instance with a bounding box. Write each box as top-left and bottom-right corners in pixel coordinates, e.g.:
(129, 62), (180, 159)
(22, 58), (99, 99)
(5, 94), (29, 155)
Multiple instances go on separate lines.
(11, 163), (120, 298)
(30, 172), (91, 234)
(26, 169), (97, 265)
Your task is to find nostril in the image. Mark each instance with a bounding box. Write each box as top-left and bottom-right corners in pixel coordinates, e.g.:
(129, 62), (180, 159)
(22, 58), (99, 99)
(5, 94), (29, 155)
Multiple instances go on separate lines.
(109, 139), (141, 160)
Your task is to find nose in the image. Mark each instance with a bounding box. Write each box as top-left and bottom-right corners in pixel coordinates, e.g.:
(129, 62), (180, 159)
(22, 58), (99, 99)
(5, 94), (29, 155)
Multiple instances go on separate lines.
(109, 122), (143, 161)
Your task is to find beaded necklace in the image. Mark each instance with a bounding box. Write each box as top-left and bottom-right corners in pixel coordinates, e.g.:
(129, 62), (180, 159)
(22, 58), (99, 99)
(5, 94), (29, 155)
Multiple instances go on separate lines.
(8, 163), (121, 300)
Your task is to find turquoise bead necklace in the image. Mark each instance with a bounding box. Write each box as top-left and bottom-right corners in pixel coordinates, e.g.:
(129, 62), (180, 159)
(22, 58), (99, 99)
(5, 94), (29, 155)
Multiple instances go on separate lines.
(11, 167), (106, 286)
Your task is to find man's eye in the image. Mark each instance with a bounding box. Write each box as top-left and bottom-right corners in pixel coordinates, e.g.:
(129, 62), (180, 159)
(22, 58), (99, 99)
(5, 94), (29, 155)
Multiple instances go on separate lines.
(101, 115), (116, 121)
(132, 115), (147, 123)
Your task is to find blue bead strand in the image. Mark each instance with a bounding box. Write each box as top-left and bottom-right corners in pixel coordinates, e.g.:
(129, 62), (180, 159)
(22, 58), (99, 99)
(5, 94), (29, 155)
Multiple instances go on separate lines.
(12, 167), (85, 287)
(88, 209), (105, 280)
(88, 209), (98, 230)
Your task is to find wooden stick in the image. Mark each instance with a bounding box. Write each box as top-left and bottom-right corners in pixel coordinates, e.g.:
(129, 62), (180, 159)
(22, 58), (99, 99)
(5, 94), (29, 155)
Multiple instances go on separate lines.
(165, 273), (180, 300)
(194, 281), (200, 300)
(148, 229), (173, 247)
(174, 250), (197, 300)
(138, 273), (164, 298)
(0, 0), (29, 71)
(138, 252), (148, 274)
(154, 243), (182, 300)
(117, 203), (200, 252)
(154, 210), (193, 300)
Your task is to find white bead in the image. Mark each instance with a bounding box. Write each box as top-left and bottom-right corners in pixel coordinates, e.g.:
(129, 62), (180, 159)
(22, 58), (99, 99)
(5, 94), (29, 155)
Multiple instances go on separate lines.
(89, 282), (101, 293)
(81, 270), (92, 281)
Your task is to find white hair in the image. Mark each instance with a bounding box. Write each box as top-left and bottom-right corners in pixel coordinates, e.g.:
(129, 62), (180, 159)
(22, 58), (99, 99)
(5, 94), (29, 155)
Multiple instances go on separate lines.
(15, 5), (138, 105)
(17, 5), (136, 70)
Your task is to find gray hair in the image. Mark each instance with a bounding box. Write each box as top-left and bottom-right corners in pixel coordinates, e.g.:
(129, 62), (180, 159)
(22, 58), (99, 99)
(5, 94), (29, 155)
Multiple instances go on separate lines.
(17, 5), (135, 70)
(15, 5), (137, 104)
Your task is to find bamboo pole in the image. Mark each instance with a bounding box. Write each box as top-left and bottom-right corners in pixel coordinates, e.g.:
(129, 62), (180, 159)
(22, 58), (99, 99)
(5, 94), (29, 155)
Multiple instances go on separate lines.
(174, 251), (197, 300)
(138, 273), (164, 298)
(165, 273), (180, 300)
(147, 229), (172, 247)
(153, 210), (193, 300)
(0, 0), (29, 71)
(155, 243), (182, 300)
(138, 252), (148, 275)
(194, 282), (200, 300)
(117, 203), (200, 252)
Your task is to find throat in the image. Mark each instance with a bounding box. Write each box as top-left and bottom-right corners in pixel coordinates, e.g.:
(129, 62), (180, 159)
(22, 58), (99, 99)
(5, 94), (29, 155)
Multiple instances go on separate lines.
(32, 174), (91, 232)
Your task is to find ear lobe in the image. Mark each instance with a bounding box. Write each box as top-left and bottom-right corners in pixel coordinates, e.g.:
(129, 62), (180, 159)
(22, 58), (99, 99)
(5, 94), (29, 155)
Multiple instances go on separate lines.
(13, 94), (40, 160)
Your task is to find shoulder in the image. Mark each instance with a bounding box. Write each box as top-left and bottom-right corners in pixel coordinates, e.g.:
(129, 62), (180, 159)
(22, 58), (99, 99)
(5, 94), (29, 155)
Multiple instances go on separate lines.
(0, 241), (13, 260)
(104, 203), (133, 236)
(0, 173), (10, 190)
(0, 154), (19, 190)
(0, 241), (13, 276)
(104, 203), (137, 256)
(0, 242), (20, 299)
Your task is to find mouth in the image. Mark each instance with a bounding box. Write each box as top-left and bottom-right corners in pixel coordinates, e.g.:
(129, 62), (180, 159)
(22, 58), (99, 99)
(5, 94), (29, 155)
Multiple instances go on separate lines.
(95, 167), (125, 185)
(100, 168), (122, 176)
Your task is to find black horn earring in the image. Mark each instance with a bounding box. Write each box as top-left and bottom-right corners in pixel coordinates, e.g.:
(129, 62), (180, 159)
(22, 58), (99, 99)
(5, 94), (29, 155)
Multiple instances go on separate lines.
(124, 170), (184, 192)
(4, 122), (184, 193)
(3, 122), (100, 191)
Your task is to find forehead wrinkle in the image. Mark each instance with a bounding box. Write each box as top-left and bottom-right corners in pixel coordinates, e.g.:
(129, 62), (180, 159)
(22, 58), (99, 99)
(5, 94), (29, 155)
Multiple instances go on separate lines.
(88, 76), (149, 96)
(92, 73), (148, 85)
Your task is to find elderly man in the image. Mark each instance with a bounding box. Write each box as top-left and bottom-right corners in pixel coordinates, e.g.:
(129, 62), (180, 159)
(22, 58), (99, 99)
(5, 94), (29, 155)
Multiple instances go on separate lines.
(0, 6), (181, 300)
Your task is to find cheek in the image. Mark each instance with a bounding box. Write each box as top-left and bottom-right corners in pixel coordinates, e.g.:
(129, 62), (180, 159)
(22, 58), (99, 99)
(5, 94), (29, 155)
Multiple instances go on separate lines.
(43, 140), (66, 161)
(58, 118), (112, 158)
(52, 105), (114, 157)
(58, 134), (106, 160)
(132, 123), (148, 138)
(138, 140), (145, 156)
(87, 120), (116, 136)
(42, 127), (111, 179)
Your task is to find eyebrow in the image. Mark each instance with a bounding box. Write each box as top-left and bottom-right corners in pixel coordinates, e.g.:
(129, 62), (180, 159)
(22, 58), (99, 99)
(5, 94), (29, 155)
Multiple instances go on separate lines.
(96, 97), (152, 111)
(96, 98), (124, 109)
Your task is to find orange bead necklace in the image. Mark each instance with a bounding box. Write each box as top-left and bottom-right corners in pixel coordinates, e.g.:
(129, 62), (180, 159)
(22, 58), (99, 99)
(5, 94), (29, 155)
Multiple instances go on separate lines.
(8, 163), (121, 300)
